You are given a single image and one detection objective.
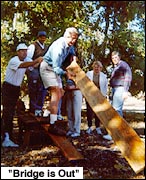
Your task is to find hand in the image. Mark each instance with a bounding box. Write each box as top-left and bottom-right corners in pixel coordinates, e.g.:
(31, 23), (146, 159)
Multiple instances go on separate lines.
(72, 56), (78, 62)
(36, 57), (43, 63)
(33, 57), (43, 67)
(66, 71), (76, 79)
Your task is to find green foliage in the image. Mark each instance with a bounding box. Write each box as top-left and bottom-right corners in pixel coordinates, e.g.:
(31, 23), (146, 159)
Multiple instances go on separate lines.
(1, 1), (145, 96)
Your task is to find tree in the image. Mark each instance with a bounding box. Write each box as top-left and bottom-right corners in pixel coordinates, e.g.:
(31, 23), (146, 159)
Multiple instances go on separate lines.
(1, 1), (145, 95)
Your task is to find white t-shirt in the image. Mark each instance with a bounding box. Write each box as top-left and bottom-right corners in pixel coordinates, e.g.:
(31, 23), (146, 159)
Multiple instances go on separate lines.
(4, 56), (32, 86)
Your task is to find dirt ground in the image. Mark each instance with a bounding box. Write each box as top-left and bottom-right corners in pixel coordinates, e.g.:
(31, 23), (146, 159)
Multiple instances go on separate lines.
(1, 95), (145, 179)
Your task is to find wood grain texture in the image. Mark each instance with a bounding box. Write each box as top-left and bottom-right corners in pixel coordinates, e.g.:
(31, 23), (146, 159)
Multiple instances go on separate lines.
(66, 60), (145, 174)
(42, 124), (84, 161)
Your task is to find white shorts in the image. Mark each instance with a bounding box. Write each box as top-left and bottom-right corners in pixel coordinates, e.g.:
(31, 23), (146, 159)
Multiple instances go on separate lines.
(40, 61), (62, 89)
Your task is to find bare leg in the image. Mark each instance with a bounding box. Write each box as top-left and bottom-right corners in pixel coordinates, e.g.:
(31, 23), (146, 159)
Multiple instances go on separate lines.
(49, 87), (62, 124)
(50, 86), (60, 114)
(47, 87), (66, 135)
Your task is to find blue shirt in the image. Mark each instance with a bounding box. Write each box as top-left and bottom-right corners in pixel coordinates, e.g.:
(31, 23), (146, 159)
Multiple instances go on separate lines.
(43, 37), (76, 75)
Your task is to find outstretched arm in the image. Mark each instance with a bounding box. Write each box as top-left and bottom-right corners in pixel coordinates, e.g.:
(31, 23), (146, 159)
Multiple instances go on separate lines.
(18, 57), (43, 68)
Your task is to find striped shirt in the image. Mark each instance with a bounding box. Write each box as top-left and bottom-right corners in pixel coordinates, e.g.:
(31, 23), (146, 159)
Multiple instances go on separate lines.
(110, 60), (132, 91)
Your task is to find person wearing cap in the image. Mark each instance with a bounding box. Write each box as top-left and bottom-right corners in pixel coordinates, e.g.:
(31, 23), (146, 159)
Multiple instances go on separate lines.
(27, 31), (48, 116)
(40, 27), (79, 135)
(1, 43), (43, 147)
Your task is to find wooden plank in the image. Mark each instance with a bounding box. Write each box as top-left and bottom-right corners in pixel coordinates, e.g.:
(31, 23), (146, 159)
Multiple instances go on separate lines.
(41, 124), (84, 161)
(27, 114), (84, 161)
(66, 60), (145, 174)
(19, 113), (83, 161)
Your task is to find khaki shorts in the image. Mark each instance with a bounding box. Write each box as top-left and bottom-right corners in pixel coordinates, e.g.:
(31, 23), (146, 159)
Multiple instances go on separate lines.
(40, 61), (62, 89)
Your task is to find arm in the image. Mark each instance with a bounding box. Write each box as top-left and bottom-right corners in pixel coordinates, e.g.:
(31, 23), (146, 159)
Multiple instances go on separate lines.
(69, 46), (77, 62)
(102, 74), (108, 97)
(18, 57), (43, 68)
(53, 44), (77, 75)
(123, 64), (132, 91)
(104, 75), (108, 98)
(52, 46), (66, 75)
(44, 43), (66, 75)
(122, 65), (132, 100)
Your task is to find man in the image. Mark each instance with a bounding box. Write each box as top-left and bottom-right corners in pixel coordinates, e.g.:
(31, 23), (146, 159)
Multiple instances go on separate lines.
(110, 51), (132, 117)
(103, 51), (132, 141)
(27, 31), (48, 116)
(86, 61), (108, 135)
(40, 27), (79, 135)
(1, 43), (43, 147)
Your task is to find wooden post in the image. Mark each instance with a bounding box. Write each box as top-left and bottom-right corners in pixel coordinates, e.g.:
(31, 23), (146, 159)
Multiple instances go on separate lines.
(66, 60), (145, 174)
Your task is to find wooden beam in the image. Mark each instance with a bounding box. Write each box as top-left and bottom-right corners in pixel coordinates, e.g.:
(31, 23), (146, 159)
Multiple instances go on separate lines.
(28, 113), (84, 161)
(66, 60), (145, 174)
(41, 124), (84, 161)
(19, 113), (84, 161)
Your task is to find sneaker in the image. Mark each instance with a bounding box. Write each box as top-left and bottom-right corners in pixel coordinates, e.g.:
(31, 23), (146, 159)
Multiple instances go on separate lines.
(86, 127), (92, 134)
(96, 127), (102, 135)
(48, 123), (66, 136)
(35, 110), (42, 117)
(57, 114), (64, 121)
(103, 134), (112, 141)
(71, 132), (80, 138)
(43, 109), (50, 117)
(66, 131), (73, 136)
(2, 139), (19, 147)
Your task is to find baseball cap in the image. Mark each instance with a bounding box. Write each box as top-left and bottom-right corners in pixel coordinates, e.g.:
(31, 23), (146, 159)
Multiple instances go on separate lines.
(16, 43), (28, 51)
(37, 31), (47, 37)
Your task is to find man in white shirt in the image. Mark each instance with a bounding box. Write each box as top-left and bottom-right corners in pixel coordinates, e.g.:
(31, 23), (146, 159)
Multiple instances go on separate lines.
(1, 43), (43, 147)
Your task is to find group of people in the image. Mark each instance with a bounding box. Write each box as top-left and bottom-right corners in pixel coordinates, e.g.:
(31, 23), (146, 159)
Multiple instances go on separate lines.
(1, 27), (132, 147)
(86, 52), (132, 140)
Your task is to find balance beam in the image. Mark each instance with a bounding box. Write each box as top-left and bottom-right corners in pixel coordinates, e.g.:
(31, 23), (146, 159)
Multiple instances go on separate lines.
(66, 60), (145, 174)
(28, 114), (84, 161)
(41, 124), (84, 161)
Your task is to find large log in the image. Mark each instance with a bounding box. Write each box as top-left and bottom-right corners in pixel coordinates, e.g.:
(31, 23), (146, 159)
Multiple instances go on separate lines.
(66, 60), (145, 174)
